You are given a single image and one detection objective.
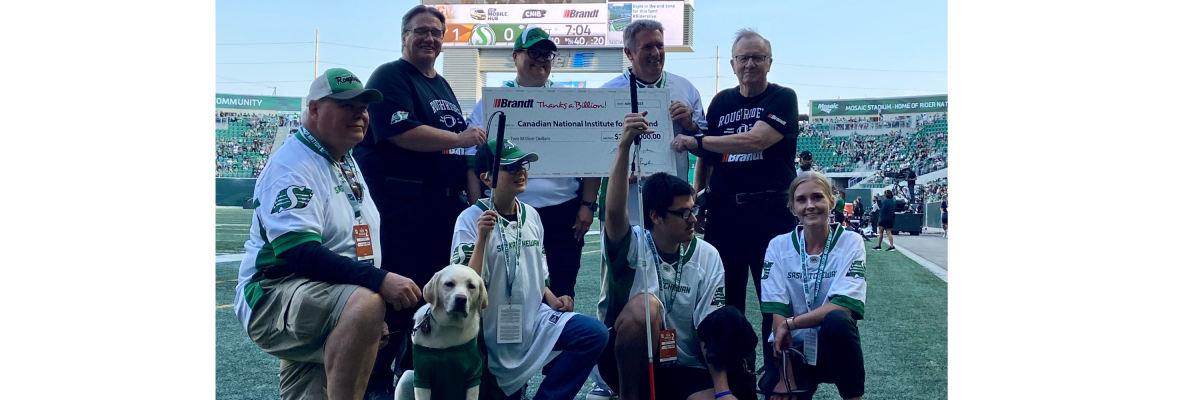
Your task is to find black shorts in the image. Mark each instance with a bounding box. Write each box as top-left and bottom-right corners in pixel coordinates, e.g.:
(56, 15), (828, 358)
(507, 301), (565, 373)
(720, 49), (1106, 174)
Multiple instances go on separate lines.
(834, 212), (845, 223)
(597, 327), (714, 400)
(941, 213), (948, 224)
(879, 219), (895, 229)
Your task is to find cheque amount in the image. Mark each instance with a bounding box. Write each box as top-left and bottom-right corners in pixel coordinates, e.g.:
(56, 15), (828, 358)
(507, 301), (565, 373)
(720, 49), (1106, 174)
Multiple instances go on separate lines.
(601, 131), (664, 142)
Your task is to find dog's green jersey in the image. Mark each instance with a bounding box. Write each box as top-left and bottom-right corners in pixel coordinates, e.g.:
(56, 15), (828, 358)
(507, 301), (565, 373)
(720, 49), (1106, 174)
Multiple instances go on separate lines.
(412, 338), (484, 400)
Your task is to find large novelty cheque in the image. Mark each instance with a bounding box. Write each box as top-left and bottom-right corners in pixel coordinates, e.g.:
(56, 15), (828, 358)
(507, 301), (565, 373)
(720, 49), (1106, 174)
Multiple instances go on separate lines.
(481, 87), (675, 178)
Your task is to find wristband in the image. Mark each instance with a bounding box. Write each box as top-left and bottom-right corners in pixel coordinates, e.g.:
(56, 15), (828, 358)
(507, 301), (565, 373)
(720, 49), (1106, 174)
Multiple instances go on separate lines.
(785, 317), (795, 330)
(715, 390), (732, 399)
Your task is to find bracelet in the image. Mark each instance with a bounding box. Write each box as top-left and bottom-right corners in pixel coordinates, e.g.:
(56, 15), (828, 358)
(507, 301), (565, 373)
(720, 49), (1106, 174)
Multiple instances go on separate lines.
(715, 390), (733, 399)
(785, 317), (795, 330)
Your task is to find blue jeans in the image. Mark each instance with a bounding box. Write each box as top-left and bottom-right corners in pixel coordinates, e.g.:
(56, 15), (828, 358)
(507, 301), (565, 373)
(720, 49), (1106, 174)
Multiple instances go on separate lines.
(504, 315), (609, 400)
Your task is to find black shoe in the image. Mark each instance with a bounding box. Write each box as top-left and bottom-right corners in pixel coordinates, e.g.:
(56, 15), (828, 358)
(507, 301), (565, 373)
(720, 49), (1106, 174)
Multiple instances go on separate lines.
(887, 246), (897, 251)
(872, 246), (882, 250)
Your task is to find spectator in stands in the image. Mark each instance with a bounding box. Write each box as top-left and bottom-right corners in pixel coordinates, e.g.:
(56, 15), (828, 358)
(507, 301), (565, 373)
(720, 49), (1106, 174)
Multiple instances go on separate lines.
(873, 190), (896, 251)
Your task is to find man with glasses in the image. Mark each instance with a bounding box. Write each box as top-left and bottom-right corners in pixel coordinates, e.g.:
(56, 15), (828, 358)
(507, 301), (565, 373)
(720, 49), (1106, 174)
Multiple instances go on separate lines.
(595, 111), (756, 400)
(670, 28), (801, 362)
(233, 68), (424, 400)
(464, 26), (602, 312)
(353, 5), (487, 399)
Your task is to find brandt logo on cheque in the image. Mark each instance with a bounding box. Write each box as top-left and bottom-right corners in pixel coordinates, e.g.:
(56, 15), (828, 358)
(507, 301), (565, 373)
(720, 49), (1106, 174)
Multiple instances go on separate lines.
(494, 98), (535, 108)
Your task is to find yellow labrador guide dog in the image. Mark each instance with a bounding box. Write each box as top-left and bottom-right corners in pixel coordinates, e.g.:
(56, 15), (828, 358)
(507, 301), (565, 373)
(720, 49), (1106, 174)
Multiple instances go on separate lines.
(397, 264), (487, 400)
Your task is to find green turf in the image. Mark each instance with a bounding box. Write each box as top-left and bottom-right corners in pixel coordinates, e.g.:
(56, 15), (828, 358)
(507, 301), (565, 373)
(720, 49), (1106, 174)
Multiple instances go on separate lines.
(215, 209), (947, 399)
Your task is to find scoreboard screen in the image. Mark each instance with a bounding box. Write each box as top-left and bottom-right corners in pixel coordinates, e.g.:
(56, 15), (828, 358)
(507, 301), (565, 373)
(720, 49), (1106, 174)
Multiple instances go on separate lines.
(430, 2), (684, 48)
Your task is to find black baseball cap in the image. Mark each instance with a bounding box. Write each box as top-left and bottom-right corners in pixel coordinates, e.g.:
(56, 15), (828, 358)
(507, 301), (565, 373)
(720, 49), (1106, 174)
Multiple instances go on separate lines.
(799, 151), (813, 160)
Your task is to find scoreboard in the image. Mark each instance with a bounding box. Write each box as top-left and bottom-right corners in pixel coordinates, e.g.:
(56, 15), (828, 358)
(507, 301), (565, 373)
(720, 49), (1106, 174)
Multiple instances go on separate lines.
(428, 1), (685, 49)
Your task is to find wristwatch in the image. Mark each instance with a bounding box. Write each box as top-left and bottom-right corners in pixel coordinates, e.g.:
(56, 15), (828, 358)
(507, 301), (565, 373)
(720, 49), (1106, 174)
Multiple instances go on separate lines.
(581, 200), (598, 213)
(693, 133), (705, 152)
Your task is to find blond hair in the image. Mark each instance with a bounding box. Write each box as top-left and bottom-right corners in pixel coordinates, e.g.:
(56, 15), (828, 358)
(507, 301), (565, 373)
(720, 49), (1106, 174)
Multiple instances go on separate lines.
(788, 171), (835, 216)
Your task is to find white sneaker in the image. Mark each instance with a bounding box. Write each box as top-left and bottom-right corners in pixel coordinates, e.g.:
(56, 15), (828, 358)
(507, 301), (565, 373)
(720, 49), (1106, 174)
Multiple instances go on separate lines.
(586, 383), (618, 400)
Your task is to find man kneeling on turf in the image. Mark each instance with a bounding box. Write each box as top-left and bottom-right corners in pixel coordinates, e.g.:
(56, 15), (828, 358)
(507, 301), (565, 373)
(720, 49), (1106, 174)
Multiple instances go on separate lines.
(232, 69), (424, 400)
(596, 111), (753, 400)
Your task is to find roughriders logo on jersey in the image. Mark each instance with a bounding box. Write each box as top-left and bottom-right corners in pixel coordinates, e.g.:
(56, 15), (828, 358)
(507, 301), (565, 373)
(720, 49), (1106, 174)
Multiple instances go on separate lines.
(717, 107), (766, 163)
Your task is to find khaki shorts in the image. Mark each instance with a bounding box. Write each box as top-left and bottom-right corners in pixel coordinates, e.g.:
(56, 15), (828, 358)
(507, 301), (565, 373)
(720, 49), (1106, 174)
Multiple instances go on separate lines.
(247, 275), (358, 399)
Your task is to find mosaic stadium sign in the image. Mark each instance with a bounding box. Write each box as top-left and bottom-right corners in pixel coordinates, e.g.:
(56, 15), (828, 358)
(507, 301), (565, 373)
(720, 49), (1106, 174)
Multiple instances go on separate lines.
(809, 95), (947, 116)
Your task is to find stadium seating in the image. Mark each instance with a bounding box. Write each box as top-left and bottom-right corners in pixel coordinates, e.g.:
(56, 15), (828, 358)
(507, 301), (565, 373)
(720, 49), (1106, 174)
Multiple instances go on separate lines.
(797, 116), (948, 201)
(215, 112), (289, 178)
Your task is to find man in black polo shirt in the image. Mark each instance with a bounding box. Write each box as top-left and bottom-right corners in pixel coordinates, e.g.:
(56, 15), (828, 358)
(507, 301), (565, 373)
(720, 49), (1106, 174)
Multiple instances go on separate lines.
(671, 29), (799, 358)
(352, 5), (487, 399)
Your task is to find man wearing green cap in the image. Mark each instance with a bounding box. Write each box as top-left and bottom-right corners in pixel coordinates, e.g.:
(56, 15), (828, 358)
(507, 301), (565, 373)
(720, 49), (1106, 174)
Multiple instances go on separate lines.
(465, 25), (602, 323)
(233, 68), (424, 400)
(451, 138), (609, 400)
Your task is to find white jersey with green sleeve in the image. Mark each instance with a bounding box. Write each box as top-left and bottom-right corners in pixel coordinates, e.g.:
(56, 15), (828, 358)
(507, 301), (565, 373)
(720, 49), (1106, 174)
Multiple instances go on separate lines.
(598, 225), (727, 370)
(233, 130), (384, 331)
(760, 224), (866, 366)
(449, 199), (576, 396)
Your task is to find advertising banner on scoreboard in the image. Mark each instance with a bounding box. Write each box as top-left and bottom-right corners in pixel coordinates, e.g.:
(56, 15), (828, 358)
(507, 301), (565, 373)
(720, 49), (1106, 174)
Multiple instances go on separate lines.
(215, 94), (303, 111)
(809, 95), (948, 116)
(428, 1), (684, 48)
(481, 87), (675, 178)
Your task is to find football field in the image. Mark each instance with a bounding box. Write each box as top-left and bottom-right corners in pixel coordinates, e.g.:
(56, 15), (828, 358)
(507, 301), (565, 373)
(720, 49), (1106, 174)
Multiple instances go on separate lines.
(215, 207), (947, 399)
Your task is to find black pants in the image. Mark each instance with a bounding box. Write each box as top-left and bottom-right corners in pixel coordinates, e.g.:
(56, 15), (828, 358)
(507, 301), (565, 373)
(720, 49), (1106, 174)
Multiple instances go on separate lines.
(367, 193), (468, 389)
(703, 195), (794, 359)
(760, 310), (865, 400)
(535, 197), (586, 297)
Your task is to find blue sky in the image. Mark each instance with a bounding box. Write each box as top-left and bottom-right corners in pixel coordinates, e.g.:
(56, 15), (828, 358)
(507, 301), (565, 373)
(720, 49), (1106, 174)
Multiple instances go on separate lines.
(216, 0), (946, 107)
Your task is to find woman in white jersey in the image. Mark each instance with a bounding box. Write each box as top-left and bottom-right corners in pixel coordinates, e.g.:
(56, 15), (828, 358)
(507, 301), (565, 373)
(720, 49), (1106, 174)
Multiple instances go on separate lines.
(758, 171), (867, 400)
(450, 139), (608, 400)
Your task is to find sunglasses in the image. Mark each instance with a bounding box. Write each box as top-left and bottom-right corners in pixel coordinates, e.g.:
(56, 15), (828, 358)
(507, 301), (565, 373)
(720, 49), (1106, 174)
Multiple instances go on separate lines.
(521, 49), (557, 61)
(339, 164), (363, 200)
(662, 206), (700, 220)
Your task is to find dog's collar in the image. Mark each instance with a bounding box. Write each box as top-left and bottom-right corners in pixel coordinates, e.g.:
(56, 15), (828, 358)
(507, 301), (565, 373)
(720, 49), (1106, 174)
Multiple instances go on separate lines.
(414, 307), (436, 335)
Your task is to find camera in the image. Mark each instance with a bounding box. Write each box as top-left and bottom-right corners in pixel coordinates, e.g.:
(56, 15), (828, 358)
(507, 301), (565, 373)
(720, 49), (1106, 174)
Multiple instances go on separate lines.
(883, 171), (904, 179)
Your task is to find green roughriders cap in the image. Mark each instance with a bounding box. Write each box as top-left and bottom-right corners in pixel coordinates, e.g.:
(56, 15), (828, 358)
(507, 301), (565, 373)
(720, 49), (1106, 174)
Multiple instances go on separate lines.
(477, 139), (539, 171)
(308, 68), (383, 103)
(513, 27), (557, 51)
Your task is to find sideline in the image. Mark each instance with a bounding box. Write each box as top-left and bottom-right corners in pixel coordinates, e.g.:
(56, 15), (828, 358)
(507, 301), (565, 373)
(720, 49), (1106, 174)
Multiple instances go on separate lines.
(892, 243), (948, 282)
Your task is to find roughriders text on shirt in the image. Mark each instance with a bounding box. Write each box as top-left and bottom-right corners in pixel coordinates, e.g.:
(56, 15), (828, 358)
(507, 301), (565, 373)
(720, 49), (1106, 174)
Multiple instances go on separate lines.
(430, 99), (461, 115)
(717, 107), (765, 127)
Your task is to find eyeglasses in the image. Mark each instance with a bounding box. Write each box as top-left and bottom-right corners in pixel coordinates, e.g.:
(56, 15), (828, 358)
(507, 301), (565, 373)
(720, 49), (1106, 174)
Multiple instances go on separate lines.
(521, 49), (557, 61)
(662, 206), (700, 220)
(406, 28), (444, 41)
(339, 164), (363, 200)
(499, 161), (530, 174)
(734, 54), (769, 65)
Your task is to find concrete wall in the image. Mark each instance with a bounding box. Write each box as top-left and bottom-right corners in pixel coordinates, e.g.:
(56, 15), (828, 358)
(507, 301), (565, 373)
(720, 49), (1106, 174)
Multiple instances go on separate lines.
(216, 178), (257, 207)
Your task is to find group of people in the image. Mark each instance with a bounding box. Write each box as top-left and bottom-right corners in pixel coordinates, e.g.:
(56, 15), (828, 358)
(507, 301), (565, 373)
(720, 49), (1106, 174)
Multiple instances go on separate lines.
(809, 115), (917, 131)
(232, 6), (868, 400)
(215, 111), (287, 178)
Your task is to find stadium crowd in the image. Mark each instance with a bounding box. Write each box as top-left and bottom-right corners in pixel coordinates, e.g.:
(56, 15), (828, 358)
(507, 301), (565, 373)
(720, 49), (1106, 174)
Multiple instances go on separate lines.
(214, 111), (298, 178)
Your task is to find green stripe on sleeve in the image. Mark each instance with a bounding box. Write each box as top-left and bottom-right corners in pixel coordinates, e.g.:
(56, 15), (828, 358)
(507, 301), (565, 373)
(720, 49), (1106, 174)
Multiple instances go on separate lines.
(271, 231), (322, 258)
(830, 295), (865, 320)
(244, 281), (264, 309)
(761, 301), (792, 317)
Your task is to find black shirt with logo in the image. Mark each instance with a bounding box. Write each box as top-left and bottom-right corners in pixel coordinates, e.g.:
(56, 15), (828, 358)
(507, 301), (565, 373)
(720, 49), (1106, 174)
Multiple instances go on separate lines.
(355, 59), (469, 195)
(703, 83), (800, 197)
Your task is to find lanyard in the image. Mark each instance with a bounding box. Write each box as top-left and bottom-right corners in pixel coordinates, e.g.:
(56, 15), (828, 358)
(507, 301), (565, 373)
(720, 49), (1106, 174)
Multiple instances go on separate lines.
(296, 128), (363, 223)
(796, 225), (838, 309)
(644, 230), (683, 314)
(624, 67), (667, 89)
(488, 199), (523, 299)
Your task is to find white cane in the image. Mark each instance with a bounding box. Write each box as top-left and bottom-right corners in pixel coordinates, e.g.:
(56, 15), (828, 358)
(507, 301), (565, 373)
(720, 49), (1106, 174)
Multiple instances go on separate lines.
(629, 70), (658, 400)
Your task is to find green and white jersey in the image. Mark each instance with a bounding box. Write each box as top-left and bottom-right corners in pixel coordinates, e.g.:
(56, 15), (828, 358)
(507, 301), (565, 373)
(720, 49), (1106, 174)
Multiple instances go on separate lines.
(233, 130), (383, 331)
(760, 224), (866, 366)
(450, 199), (576, 396)
(599, 226), (727, 370)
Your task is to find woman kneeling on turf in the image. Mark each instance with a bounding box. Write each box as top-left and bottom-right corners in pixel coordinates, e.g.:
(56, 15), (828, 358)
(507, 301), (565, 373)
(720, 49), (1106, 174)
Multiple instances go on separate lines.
(758, 171), (867, 400)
